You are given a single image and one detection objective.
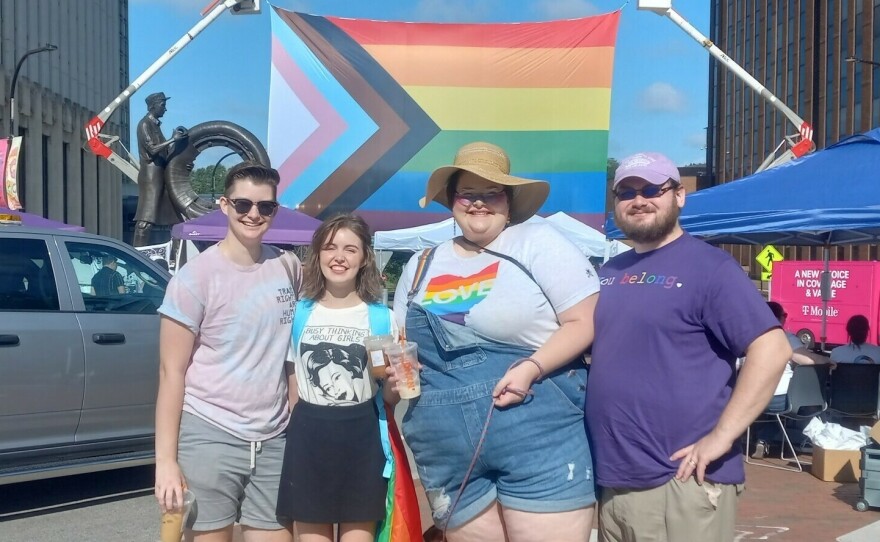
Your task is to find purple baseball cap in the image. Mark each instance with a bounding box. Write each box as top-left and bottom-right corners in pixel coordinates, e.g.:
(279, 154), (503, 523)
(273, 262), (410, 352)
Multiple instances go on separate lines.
(613, 152), (681, 188)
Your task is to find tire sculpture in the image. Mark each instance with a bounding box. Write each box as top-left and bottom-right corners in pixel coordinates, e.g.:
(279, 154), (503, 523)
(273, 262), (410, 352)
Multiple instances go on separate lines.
(165, 121), (270, 219)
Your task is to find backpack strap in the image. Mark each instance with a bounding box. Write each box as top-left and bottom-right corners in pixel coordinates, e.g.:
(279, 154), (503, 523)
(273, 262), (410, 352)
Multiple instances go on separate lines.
(367, 302), (391, 336)
(290, 298), (316, 352)
(406, 247), (437, 306)
(366, 301), (395, 479)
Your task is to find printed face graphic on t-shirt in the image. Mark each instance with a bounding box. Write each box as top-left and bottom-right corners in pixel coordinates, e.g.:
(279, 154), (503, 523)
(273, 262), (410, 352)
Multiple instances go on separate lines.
(301, 334), (368, 405)
(316, 357), (355, 401)
(422, 262), (499, 323)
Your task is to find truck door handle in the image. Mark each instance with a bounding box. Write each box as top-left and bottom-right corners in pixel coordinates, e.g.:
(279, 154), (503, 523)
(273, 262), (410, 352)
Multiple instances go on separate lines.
(92, 333), (126, 345)
(0, 334), (20, 346)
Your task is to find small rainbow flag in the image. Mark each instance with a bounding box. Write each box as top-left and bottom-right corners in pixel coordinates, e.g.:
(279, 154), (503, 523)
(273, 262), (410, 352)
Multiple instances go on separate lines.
(269, 8), (620, 231)
(376, 403), (422, 542)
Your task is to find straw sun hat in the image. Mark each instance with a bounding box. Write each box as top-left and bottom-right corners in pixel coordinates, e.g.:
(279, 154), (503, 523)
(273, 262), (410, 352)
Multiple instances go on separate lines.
(420, 141), (549, 224)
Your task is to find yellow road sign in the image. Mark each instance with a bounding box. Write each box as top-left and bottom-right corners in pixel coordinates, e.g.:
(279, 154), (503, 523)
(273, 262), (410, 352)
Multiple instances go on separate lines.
(761, 271), (772, 282)
(756, 245), (784, 272)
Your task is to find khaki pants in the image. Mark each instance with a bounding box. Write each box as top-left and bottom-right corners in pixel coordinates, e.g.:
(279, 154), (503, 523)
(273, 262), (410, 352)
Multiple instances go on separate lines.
(598, 477), (744, 542)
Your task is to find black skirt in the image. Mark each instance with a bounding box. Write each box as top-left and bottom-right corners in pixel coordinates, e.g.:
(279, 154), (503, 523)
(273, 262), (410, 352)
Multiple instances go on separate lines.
(276, 399), (388, 524)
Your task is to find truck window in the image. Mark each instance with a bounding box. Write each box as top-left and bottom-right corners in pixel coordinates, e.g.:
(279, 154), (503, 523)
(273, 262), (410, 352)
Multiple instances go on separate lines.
(0, 238), (60, 311)
(65, 241), (167, 314)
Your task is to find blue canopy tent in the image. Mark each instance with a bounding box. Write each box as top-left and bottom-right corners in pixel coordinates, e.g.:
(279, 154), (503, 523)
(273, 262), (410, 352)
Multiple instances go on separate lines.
(605, 128), (880, 246)
(605, 128), (880, 348)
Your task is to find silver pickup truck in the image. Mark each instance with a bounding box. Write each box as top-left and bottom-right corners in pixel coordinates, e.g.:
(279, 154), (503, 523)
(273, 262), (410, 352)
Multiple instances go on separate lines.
(0, 225), (170, 484)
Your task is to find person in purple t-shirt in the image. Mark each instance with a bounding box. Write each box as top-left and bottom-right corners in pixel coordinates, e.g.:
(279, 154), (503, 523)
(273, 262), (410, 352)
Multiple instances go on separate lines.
(586, 152), (792, 541)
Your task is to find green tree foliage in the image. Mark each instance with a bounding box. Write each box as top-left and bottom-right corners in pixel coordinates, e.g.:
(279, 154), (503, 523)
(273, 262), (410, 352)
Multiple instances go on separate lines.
(605, 157), (619, 212)
(382, 251), (408, 290)
(190, 165), (228, 196)
(607, 157), (620, 182)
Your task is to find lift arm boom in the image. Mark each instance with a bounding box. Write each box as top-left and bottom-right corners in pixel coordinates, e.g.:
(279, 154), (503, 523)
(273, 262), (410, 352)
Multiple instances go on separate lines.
(638, 1), (815, 171)
(84, 0), (250, 182)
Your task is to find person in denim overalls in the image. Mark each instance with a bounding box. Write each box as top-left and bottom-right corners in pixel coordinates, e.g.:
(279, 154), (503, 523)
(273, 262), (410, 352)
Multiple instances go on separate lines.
(392, 142), (600, 541)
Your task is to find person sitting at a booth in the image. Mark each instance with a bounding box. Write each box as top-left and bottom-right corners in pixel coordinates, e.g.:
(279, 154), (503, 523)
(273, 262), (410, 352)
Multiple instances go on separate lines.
(751, 302), (833, 458)
(830, 315), (880, 364)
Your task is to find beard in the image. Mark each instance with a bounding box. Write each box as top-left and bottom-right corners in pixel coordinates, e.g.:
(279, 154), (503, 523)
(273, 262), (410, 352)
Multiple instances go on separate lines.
(614, 202), (681, 244)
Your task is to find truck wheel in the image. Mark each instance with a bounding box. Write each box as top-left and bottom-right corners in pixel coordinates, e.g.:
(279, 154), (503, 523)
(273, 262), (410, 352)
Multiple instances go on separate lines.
(165, 121), (270, 219)
(856, 499), (869, 512)
(796, 329), (815, 349)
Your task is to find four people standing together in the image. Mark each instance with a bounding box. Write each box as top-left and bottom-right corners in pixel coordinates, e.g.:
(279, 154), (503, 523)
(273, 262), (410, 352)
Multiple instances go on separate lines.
(155, 146), (800, 542)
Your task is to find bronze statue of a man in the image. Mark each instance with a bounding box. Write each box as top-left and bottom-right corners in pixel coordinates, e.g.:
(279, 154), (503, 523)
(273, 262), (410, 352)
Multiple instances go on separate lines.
(132, 92), (185, 247)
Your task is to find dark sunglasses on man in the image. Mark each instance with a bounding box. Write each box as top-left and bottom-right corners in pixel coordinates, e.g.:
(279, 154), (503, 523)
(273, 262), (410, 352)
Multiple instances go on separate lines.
(614, 181), (677, 201)
(226, 197), (280, 217)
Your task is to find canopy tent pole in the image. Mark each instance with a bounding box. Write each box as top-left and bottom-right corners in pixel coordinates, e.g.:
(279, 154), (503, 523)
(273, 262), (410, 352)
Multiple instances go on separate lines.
(819, 239), (831, 351)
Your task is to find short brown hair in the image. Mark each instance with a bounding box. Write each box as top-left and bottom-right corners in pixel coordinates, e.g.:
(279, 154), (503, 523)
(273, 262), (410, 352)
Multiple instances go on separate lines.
(223, 162), (280, 198)
(302, 214), (384, 304)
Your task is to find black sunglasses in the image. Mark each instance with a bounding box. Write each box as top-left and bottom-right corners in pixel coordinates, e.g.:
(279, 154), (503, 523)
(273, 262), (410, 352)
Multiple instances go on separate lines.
(614, 182), (677, 201)
(227, 198), (279, 217)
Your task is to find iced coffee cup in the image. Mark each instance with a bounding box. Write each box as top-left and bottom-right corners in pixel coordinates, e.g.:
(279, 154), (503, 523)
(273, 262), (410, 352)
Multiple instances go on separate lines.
(364, 334), (394, 379)
(160, 488), (194, 542)
(386, 342), (421, 399)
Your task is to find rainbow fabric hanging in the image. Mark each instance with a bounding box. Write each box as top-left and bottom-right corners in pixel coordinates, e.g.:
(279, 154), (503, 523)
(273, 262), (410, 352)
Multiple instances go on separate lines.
(375, 401), (422, 542)
(269, 7), (620, 232)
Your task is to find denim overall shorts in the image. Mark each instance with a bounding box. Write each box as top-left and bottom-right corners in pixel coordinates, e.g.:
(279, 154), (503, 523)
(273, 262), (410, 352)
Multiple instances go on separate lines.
(402, 304), (596, 529)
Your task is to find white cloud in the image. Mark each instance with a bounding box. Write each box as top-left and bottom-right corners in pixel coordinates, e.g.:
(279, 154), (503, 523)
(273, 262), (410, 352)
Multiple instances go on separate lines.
(638, 82), (687, 113)
(684, 131), (706, 149)
(534, 0), (601, 19)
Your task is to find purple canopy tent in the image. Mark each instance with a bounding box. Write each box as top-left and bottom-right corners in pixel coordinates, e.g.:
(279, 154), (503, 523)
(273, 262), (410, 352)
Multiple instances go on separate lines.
(170, 206), (321, 244)
(0, 206), (86, 231)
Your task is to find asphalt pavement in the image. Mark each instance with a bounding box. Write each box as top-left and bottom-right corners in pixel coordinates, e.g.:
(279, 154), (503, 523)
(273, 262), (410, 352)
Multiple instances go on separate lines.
(4, 456), (880, 542)
(0, 466), (159, 542)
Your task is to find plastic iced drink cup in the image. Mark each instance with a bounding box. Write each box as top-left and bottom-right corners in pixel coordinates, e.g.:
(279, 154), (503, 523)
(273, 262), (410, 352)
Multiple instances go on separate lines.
(364, 334), (394, 379)
(387, 342), (421, 399)
(160, 488), (195, 542)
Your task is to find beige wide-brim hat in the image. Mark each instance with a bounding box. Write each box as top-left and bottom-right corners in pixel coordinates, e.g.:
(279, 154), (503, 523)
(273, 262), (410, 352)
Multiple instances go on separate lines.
(420, 141), (549, 224)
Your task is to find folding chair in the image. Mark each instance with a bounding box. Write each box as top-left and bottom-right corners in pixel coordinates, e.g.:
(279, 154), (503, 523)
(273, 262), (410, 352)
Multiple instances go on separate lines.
(828, 364), (880, 420)
(745, 364), (829, 472)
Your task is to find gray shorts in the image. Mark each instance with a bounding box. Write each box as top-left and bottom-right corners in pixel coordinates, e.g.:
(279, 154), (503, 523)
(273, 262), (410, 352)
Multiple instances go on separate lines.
(178, 411), (287, 532)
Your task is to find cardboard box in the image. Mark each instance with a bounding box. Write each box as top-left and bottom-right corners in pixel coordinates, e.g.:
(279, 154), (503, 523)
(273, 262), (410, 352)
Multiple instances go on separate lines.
(811, 446), (862, 482)
(870, 421), (880, 445)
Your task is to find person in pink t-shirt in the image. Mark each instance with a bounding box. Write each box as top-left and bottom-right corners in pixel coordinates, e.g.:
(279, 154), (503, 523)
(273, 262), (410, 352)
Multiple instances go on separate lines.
(155, 162), (302, 542)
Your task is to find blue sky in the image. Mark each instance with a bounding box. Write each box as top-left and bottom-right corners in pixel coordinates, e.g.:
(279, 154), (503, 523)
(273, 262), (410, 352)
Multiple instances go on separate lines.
(129, 0), (710, 169)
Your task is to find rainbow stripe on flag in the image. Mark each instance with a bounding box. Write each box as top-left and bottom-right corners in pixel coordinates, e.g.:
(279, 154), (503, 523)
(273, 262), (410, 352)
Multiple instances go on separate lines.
(375, 403), (422, 542)
(269, 8), (620, 230)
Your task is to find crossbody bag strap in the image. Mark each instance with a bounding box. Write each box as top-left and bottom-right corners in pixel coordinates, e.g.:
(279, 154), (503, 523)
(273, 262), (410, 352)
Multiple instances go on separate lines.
(459, 237), (553, 316)
(406, 246), (437, 307)
(460, 238), (592, 366)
